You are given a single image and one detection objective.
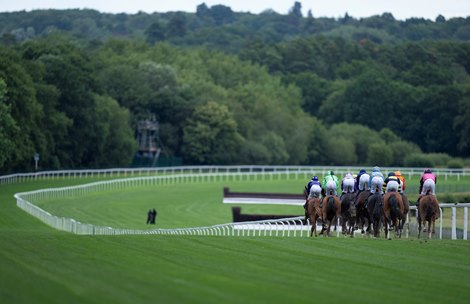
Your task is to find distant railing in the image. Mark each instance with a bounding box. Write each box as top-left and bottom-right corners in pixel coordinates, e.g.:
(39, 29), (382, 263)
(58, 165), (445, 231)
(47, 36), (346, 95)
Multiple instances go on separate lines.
(10, 170), (470, 239)
(2, 165), (470, 185)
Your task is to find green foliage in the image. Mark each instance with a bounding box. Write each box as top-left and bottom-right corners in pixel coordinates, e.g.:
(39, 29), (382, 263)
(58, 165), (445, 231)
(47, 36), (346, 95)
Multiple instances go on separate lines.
(0, 47), (44, 171)
(439, 193), (456, 204)
(90, 95), (137, 167)
(367, 143), (393, 166)
(425, 153), (453, 167)
(325, 137), (358, 165)
(403, 153), (434, 167)
(183, 101), (242, 164)
(0, 79), (19, 168)
(145, 21), (166, 44)
(389, 140), (421, 166)
(454, 87), (470, 155)
(2, 10), (470, 170)
(447, 158), (464, 169)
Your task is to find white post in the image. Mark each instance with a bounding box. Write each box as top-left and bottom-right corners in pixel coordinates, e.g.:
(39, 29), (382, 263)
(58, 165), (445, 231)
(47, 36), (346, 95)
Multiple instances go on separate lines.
(451, 207), (457, 240)
(336, 217), (340, 237)
(439, 207), (443, 239)
(405, 213), (409, 239)
(464, 207), (468, 241)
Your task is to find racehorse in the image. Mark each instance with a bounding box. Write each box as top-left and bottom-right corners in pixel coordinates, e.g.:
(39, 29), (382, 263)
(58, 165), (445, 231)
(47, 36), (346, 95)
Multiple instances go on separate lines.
(355, 190), (371, 234)
(418, 192), (440, 239)
(340, 192), (356, 237)
(383, 191), (405, 239)
(321, 193), (341, 237)
(306, 196), (322, 237)
(367, 190), (384, 238)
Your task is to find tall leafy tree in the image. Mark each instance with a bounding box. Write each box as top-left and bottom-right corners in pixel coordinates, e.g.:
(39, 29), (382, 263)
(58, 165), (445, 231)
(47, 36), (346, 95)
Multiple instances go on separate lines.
(183, 101), (242, 164)
(0, 79), (19, 170)
(0, 47), (44, 171)
(454, 86), (470, 156)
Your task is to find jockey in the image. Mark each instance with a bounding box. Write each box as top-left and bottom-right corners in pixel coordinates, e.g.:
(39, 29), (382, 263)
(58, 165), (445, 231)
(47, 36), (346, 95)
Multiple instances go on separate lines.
(383, 172), (402, 193)
(416, 168), (437, 207)
(369, 166), (384, 195)
(341, 172), (355, 199)
(307, 176), (322, 199)
(322, 170), (339, 196)
(395, 171), (406, 192)
(303, 176), (322, 211)
(356, 168), (370, 192)
(419, 168), (437, 195)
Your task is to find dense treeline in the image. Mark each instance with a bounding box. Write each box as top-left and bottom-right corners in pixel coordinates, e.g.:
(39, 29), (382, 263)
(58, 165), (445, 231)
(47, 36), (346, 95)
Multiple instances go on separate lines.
(1, 3), (470, 172)
(2, 4), (470, 48)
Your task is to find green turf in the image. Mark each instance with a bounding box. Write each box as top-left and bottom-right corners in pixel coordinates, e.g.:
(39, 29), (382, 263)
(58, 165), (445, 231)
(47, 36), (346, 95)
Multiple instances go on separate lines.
(33, 178), (306, 229)
(1, 176), (470, 303)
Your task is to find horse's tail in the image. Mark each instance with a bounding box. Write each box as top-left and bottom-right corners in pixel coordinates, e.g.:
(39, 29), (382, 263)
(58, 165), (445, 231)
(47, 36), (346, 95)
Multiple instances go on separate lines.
(389, 194), (399, 222)
(426, 188), (432, 195)
(328, 196), (335, 208)
(372, 196), (382, 222)
(327, 196), (336, 219)
(423, 200), (434, 221)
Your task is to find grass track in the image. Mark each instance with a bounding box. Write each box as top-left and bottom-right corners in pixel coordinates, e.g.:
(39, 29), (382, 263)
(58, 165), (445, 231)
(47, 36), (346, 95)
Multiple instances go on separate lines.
(1, 177), (470, 303)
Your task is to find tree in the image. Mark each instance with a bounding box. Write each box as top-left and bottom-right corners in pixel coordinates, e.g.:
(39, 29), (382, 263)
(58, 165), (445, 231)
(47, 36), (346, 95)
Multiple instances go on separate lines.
(327, 123), (386, 165)
(22, 36), (102, 168)
(145, 21), (166, 44)
(454, 86), (470, 156)
(209, 5), (234, 25)
(283, 72), (330, 116)
(196, 3), (210, 18)
(289, 2), (302, 18)
(183, 101), (242, 164)
(167, 13), (187, 37)
(0, 47), (44, 171)
(90, 95), (137, 167)
(0, 79), (19, 169)
(367, 143), (393, 166)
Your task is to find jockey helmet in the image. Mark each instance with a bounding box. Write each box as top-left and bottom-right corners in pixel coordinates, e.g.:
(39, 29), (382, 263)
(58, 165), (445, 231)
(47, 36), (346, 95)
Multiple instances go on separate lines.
(359, 169), (366, 174)
(424, 168), (432, 173)
(388, 172), (395, 177)
(312, 176), (319, 181)
(330, 170), (334, 175)
(345, 173), (353, 179)
(373, 166), (380, 172)
(395, 171), (402, 176)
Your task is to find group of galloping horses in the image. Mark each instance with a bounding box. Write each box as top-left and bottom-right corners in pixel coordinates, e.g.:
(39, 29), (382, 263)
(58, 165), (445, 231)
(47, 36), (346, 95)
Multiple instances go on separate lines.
(304, 186), (440, 239)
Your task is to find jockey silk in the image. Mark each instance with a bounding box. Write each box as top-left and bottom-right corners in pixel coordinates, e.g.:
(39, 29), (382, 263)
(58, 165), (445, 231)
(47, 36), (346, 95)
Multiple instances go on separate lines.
(422, 173), (436, 182)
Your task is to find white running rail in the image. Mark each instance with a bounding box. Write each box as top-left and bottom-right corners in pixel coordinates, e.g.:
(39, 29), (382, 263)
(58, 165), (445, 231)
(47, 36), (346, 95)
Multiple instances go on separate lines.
(8, 169), (470, 239)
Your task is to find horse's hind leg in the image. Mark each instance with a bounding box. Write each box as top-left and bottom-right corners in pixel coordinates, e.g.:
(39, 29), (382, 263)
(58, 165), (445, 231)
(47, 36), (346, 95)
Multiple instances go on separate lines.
(417, 218), (422, 239)
(397, 218), (403, 238)
(384, 217), (389, 239)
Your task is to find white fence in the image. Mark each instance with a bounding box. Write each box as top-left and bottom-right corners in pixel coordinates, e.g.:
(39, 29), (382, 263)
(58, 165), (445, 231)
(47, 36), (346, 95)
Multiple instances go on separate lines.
(6, 167), (470, 239)
(2, 165), (470, 185)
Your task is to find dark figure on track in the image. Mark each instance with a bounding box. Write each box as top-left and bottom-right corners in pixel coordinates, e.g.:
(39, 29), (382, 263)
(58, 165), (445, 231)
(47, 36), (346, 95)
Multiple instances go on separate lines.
(147, 209), (157, 224)
(151, 208), (157, 224)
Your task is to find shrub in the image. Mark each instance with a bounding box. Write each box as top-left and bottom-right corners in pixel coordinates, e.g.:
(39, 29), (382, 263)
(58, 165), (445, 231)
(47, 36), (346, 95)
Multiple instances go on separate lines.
(425, 153), (452, 167)
(438, 193), (455, 204)
(447, 158), (464, 169)
(403, 153), (433, 167)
